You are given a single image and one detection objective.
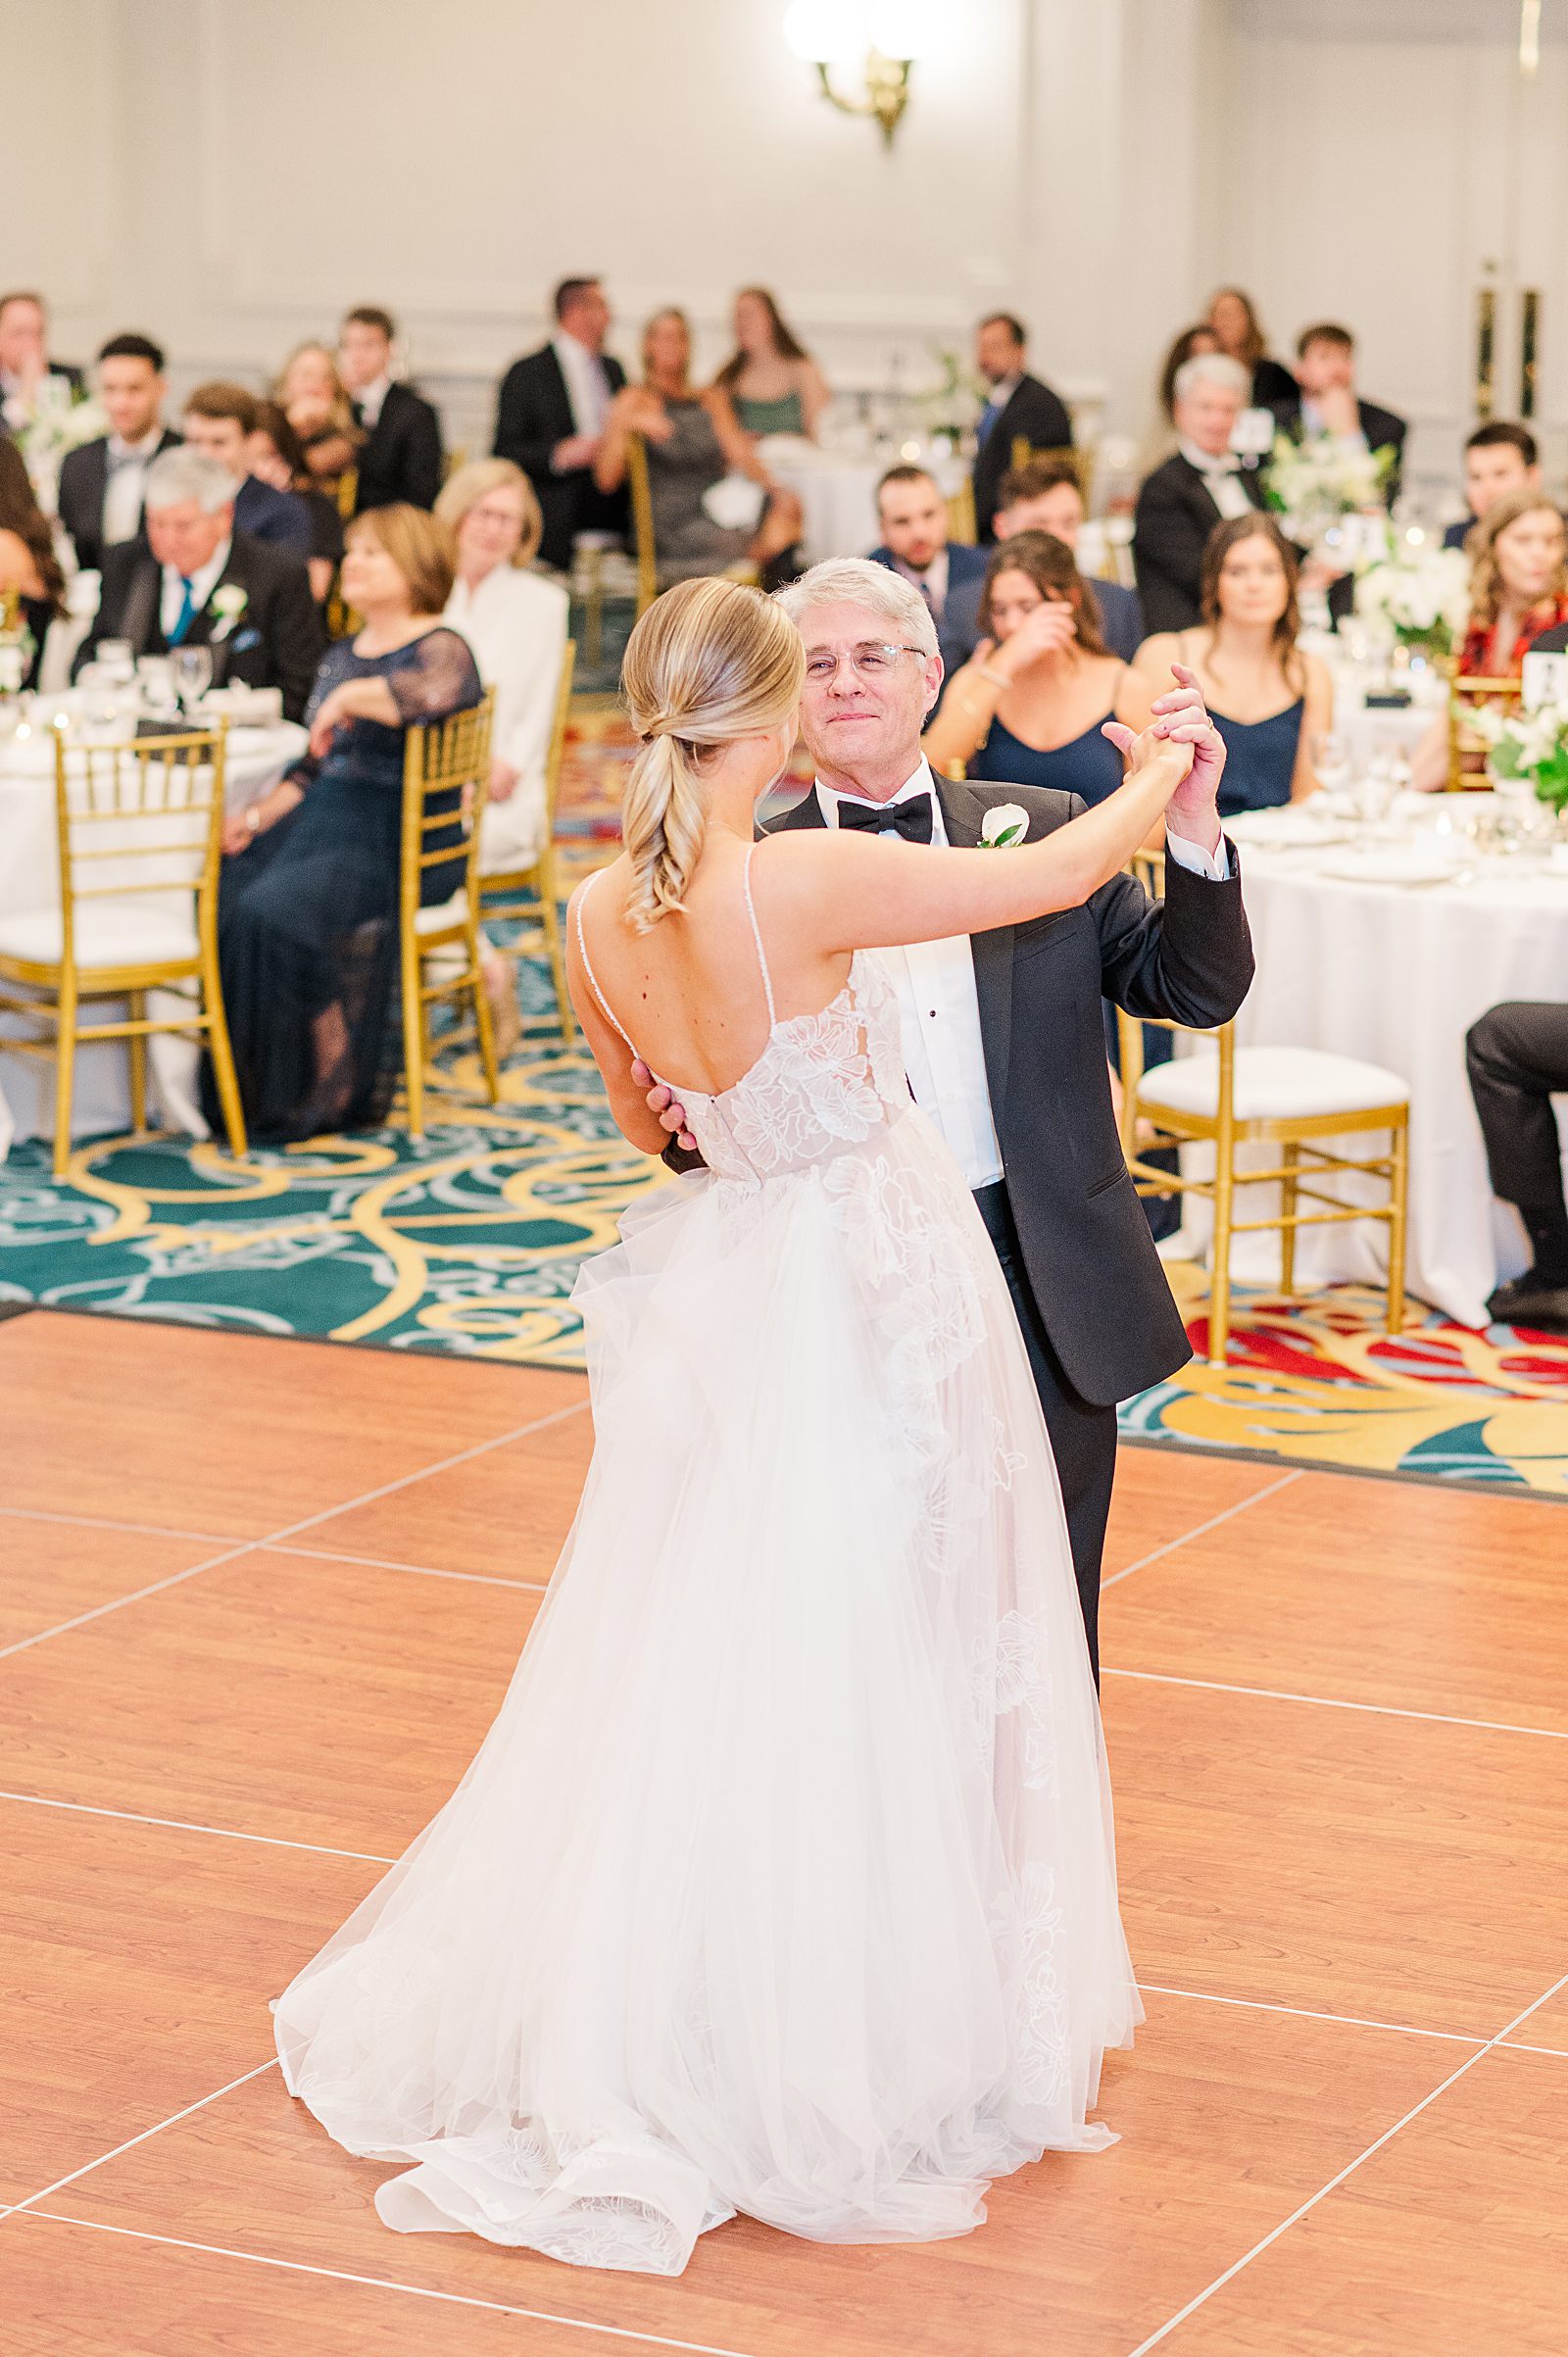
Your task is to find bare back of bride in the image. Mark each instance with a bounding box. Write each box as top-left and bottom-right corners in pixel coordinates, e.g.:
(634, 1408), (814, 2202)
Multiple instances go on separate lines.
(272, 576), (1202, 2276)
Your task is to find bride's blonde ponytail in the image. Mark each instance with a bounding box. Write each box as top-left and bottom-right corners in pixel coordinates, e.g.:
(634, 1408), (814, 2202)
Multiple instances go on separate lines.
(619, 577), (805, 932)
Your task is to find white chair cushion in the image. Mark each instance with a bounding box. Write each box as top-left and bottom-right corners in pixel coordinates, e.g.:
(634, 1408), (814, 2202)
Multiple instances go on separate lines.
(0, 900), (198, 969)
(1137, 1044), (1410, 1122)
(415, 890), (469, 937)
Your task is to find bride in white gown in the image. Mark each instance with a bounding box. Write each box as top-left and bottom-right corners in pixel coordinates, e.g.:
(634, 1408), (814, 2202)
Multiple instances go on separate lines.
(272, 576), (1208, 2275)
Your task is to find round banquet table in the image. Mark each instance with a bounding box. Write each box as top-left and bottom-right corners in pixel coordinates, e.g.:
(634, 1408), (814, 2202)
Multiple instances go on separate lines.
(757, 436), (968, 567)
(0, 719), (308, 1157)
(1180, 798), (1568, 1327)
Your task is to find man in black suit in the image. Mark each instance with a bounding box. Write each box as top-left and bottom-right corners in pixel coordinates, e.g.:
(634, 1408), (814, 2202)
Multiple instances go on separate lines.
(76, 447), (324, 723)
(1133, 354), (1266, 636)
(1270, 322), (1407, 501)
(493, 276), (627, 571)
(338, 306), (444, 513)
(867, 463), (990, 679)
(946, 457), (1145, 666)
(57, 333), (181, 575)
(639, 559), (1253, 1681)
(1466, 1000), (1568, 1331)
(1443, 421), (1539, 553)
(180, 383), (314, 560)
(0, 290), (83, 434)
(971, 312), (1074, 544)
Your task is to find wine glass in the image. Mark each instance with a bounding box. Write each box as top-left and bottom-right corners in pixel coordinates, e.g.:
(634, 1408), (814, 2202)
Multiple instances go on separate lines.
(171, 645), (214, 716)
(1311, 729), (1352, 813)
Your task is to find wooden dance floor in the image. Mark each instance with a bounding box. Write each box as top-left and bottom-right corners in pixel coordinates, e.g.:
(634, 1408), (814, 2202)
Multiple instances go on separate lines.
(2, 1309), (1565, 2354)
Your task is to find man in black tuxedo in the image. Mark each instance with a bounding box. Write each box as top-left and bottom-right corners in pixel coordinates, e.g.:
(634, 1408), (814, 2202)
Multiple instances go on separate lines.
(1133, 354), (1266, 636)
(639, 559), (1253, 1681)
(338, 306), (444, 513)
(493, 276), (627, 571)
(181, 383), (314, 560)
(867, 463), (990, 681)
(971, 312), (1074, 544)
(1270, 322), (1407, 501)
(1467, 1000), (1568, 1332)
(0, 290), (83, 434)
(75, 447), (324, 723)
(57, 333), (181, 575)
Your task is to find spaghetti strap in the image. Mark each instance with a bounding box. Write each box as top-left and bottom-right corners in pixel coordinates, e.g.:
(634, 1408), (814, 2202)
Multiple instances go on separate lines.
(741, 844), (777, 1030)
(572, 872), (639, 1058)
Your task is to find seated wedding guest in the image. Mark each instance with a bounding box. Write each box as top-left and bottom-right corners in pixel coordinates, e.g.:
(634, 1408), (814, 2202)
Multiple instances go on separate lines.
(0, 432), (66, 686)
(1157, 324), (1220, 425)
(1133, 354), (1262, 634)
(971, 311), (1073, 542)
(57, 333), (181, 576)
(338, 305), (444, 513)
(436, 456), (570, 1046)
(923, 530), (1142, 801)
(494, 276), (627, 573)
(0, 290), (83, 432)
(200, 506), (480, 1142)
(1272, 322), (1406, 499)
(595, 308), (803, 587)
(1466, 999), (1568, 1331)
(275, 341), (361, 495)
(1126, 513), (1329, 816)
(182, 383), (314, 558)
(1411, 492), (1568, 787)
(711, 287), (830, 440)
(76, 447), (324, 722)
(248, 402), (344, 606)
(945, 458), (1144, 665)
(868, 464), (987, 666)
(1206, 287), (1297, 410)
(1443, 422), (1540, 552)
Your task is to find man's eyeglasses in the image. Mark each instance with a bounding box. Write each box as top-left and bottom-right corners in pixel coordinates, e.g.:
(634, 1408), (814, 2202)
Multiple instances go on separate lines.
(803, 643), (929, 684)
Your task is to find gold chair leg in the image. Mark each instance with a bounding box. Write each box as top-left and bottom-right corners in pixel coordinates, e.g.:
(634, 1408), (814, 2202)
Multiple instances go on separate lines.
(202, 955), (249, 1161)
(127, 988), (148, 1136)
(53, 989), (77, 1182)
(584, 553), (604, 672)
(1208, 1154), (1235, 1368)
(470, 932), (501, 1105)
(1278, 1141), (1298, 1295)
(537, 859), (573, 1043)
(402, 937), (426, 1138)
(1386, 1117), (1409, 1336)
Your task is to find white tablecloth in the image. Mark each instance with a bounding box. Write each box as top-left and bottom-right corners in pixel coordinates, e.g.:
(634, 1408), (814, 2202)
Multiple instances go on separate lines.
(1185, 800), (1568, 1326)
(0, 721), (307, 1157)
(759, 438), (968, 567)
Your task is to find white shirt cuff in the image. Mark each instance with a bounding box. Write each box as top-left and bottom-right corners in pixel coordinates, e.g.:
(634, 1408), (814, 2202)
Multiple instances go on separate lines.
(1164, 828), (1230, 883)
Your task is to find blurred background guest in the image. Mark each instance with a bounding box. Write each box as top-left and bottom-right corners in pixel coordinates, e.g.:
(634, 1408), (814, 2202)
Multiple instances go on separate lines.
(923, 529), (1141, 800)
(1412, 491), (1568, 787)
(182, 382), (314, 558)
(1466, 998), (1568, 1331)
(1133, 354), (1262, 633)
(494, 276), (626, 573)
(0, 431), (66, 687)
(1444, 422), (1540, 552)
(868, 463), (987, 668)
(338, 305), (444, 513)
(1126, 513), (1328, 816)
(76, 447), (324, 722)
(1206, 286), (1298, 410)
(203, 505), (480, 1141)
(712, 287), (830, 440)
(1272, 322), (1407, 498)
(971, 311), (1073, 542)
(595, 308), (802, 586)
(1156, 324), (1220, 428)
(0, 290), (82, 431)
(56, 332), (180, 576)
(274, 341), (362, 496)
(248, 401), (345, 606)
(945, 457), (1144, 666)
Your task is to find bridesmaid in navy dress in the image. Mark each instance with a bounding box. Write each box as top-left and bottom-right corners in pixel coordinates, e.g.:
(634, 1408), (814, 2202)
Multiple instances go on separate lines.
(1125, 512), (1332, 818)
(200, 505), (480, 1142)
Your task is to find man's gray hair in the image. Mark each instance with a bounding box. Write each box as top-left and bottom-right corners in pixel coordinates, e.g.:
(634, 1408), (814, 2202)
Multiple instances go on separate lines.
(143, 446), (238, 516)
(774, 558), (939, 659)
(1172, 353), (1250, 408)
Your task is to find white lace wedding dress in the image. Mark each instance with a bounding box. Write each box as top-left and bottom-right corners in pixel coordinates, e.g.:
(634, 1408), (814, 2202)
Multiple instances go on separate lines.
(272, 850), (1141, 2275)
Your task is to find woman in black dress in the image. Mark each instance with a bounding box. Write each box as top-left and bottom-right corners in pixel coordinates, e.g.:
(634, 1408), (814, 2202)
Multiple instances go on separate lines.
(248, 400), (346, 608)
(0, 431), (66, 687)
(201, 504), (480, 1142)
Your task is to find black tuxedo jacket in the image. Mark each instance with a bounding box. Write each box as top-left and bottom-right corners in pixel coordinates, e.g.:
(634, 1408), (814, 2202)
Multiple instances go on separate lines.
(76, 528), (325, 723)
(493, 342), (627, 569)
(56, 427), (182, 575)
(353, 381), (444, 514)
(1132, 453), (1267, 636)
(973, 373), (1074, 542)
(767, 777), (1253, 1404)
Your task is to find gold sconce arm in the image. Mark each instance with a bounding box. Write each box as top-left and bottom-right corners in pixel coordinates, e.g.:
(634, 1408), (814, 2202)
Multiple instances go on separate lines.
(813, 49), (913, 146)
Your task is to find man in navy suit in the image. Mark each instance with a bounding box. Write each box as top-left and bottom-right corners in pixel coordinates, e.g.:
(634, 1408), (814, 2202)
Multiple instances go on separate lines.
(1443, 421), (1540, 553)
(57, 332), (181, 575)
(493, 276), (627, 570)
(181, 383), (314, 559)
(970, 312), (1073, 543)
(945, 457), (1144, 667)
(867, 464), (989, 683)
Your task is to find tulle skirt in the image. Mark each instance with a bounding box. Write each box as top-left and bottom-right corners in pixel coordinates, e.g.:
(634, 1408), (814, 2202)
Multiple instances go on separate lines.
(271, 1105), (1140, 2273)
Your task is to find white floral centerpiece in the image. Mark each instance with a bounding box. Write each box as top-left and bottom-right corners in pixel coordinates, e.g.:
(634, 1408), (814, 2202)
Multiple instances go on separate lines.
(1473, 699), (1568, 816)
(1353, 541), (1470, 663)
(13, 380), (109, 514)
(1263, 431), (1396, 547)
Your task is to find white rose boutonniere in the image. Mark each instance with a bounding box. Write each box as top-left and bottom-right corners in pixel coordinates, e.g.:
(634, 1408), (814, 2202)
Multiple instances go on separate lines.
(210, 585), (249, 642)
(980, 803), (1028, 849)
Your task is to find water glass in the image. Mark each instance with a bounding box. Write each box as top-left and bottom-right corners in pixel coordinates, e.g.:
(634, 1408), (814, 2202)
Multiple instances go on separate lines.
(1311, 729), (1352, 810)
(96, 638), (136, 690)
(172, 646), (214, 715)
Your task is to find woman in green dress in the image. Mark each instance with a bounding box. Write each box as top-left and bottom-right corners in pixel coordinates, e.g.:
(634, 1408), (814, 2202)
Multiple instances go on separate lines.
(712, 287), (830, 442)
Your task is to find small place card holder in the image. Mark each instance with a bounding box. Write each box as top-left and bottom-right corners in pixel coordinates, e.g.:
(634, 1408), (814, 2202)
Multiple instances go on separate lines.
(1231, 408), (1275, 458)
(1521, 651), (1567, 711)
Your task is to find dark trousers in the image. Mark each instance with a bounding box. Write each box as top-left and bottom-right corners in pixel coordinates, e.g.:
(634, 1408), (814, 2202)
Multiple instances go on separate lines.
(1465, 1003), (1568, 1274)
(974, 1180), (1118, 1685)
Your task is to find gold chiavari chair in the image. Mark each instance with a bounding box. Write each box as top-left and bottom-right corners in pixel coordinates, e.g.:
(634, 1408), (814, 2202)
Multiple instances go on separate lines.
(1446, 662), (1521, 791)
(478, 640), (576, 1042)
(334, 465), (360, 521)
(945, 477), (978, 546)
(625, 433), (761, 620)
(398, 688), (498, 1136)
(1114, 848), (1410, 1366)
(0, 725), (245, 1177)
(1009, 438), (1095, 510)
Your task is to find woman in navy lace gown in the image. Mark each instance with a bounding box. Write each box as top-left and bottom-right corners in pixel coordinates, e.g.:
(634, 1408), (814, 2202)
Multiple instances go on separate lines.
(200, 505), (480, 1141)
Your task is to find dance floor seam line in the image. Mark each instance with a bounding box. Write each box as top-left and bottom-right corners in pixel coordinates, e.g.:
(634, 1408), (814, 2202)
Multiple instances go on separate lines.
(1131, 1982), (1489, 2048)
(0, 1787), (399, 1865)
(7, 2057), (282, 2219)
(0, 1504), (235, 1545)
(262, 1541), (551, 1594)
(1126, 1964), (1568, 2355)
(1101, 1469), (1305, 1590)
(7, 2209), (762, 2357)
(1101, 1665), (1568, 1743)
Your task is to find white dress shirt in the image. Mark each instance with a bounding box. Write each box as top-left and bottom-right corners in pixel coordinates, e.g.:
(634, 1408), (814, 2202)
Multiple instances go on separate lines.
(445, 564), (570, 867)
(102, 427), (165, 550)
(892, 546), (950, 620)
(354, 371), (392, 431)
(1299, 396), (1368, 454)
(552, 332), (612, 449)
(159, 538), (231, 639)
(1178, 437), (1254, 521)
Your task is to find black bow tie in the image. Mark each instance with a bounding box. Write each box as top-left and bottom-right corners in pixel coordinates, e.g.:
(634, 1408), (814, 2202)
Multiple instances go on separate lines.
(835, 792), (934, 845)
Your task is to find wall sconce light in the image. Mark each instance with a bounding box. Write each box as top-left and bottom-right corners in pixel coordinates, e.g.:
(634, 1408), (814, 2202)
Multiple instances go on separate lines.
(783, 2), (933, 148)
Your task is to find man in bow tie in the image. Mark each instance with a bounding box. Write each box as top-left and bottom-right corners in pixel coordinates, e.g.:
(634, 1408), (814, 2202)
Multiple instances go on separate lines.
(1132, 353), (1265, 634)
(639, 558), (1254, 1683)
